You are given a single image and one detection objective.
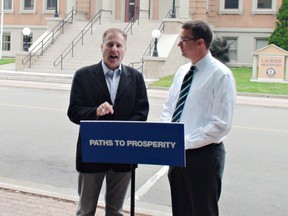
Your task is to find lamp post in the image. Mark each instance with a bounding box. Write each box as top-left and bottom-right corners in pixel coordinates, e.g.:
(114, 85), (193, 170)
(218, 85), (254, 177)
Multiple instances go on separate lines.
(151, 29), (161, 57)
(54, 0), (58, 17)
(22, 27), (31, 52)
(171, 0), (176, 18)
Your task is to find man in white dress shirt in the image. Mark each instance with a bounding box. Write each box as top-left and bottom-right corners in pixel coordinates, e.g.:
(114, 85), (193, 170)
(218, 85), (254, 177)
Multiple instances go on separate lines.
(161, 20), (236, 216)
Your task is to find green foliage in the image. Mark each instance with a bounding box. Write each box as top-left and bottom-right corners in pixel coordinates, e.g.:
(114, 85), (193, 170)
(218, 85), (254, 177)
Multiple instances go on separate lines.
(210, 37), (230, 64)
(268, 0), (288, 51)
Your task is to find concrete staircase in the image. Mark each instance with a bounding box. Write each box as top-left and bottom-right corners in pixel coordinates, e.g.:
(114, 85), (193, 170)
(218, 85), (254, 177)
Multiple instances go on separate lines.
(21, 19), (162, 80)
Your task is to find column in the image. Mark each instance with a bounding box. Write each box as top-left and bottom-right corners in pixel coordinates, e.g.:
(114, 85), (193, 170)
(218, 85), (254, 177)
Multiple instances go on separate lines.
(251, 55), (258, 81)
(178, 0), (189, 19)
(285, 56), (288, 81)
(139, 0), (150, 19)
(100, 0), (113, 20)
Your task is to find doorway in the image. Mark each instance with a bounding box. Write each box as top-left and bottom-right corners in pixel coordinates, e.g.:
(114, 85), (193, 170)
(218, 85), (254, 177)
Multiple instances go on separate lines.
(125, 0), (140, 22)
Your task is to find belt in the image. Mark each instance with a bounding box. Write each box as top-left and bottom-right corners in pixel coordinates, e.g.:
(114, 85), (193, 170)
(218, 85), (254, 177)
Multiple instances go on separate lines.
(186, 142), (224, 153)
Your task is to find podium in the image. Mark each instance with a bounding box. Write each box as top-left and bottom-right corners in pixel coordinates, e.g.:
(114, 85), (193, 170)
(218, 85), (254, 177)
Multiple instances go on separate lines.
(80, 121), (186, 215)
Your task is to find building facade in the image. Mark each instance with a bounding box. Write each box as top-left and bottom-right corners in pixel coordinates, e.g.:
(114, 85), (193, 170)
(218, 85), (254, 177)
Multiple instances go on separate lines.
(0, 0), (282, 66)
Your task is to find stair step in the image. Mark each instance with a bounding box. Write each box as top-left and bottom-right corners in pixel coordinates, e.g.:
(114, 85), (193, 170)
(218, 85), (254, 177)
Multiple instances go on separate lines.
(21, 19), (162, 77)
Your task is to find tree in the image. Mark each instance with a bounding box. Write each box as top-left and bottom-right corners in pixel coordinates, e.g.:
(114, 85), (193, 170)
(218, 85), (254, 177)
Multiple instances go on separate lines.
(268, 0), (288, 51)
(210, 36), (230, 64)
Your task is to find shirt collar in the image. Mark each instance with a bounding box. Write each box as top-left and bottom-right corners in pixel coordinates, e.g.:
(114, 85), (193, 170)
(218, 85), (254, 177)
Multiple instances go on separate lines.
(192, 51), (212, 72)
(101, 60), (122, 75)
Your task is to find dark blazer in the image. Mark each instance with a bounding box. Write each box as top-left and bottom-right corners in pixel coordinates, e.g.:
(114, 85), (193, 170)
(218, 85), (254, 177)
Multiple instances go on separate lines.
(67, 62), (149, 173)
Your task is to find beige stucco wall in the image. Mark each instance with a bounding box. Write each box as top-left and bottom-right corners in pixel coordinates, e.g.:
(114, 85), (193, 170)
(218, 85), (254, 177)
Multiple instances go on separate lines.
(3, 1), (67, 25)
(211, 0), (281, 28)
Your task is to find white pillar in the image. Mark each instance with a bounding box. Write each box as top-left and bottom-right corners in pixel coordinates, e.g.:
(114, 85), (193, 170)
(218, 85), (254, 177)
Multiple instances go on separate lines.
(100, 0), (113, 21)
(285, 56), (288, 81)
(251, 55), (258, 80)
(102, 0), (112, 10)
(66, 0), (76, 12)
(178, 0), (189, 19)
(139, 0), (150, 19)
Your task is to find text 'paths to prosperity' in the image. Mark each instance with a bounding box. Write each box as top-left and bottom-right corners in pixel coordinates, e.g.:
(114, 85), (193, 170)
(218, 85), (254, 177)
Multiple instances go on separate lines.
(89, 139), (176, 149)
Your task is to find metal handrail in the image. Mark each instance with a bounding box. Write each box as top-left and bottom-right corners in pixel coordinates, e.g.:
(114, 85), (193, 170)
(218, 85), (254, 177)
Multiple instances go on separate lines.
(166, 9), (173, 18)
(54, 9), (112, 70)
(129, 21), (166, 72)
(129, 9), (173, 72)
(123, 17), (139, 35)
(22, 8), (77, 68)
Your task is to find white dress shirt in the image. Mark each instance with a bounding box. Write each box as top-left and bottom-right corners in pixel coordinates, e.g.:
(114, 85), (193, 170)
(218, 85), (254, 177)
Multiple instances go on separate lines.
(161, 52), (236, 150)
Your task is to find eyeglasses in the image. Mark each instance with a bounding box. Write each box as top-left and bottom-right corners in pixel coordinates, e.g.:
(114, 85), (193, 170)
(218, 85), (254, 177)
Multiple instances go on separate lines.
(179, 37), (198, 43)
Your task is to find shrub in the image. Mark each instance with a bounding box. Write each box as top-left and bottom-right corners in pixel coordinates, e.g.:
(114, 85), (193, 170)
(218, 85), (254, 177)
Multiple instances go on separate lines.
(268, 0), (288, 51)
(210, 37), (230, 64)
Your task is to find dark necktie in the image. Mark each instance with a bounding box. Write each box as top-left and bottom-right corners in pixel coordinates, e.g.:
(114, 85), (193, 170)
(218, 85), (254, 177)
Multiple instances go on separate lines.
(172, 65), (197, 122)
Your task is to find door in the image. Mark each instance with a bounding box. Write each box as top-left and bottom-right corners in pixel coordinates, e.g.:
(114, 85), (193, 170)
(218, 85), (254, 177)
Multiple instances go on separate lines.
(125, 0), (140, 22)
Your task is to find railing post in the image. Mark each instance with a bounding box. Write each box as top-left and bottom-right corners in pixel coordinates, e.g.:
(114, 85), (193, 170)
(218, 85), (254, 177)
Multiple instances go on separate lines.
(72, 42), (74, 57)
(62, 20), (64, 34)
(29, 52), (32, 68)
(91, 21), (93, 34)
(71, 10), (73, 23)
(82, 31), (84, 45)
(41, 41), (44, 55)
(61, 54), (63, 70)
(99, 11), (102, 25)
(52, 30), (55, 44)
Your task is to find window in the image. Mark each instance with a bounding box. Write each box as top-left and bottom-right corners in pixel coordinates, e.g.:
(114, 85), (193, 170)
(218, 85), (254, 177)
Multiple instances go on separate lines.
(225, 0), (239, 9)
(47, 0), (56, 10)
(252, 0), (277, 14)
(42, 0), (58, 14)
(20, 0), (36, 13)
(3, 0), (13, 11)
(24, 0), (35, 10)
(257, 0), (272, 9)
(255, 38), (269, 51)
(2, 33), (11, 51)
(225, 37), (237, 62)
(219, 0), (243, 15)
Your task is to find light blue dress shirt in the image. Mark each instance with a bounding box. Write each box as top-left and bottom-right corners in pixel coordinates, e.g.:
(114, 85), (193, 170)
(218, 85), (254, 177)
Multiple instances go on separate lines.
(102, 61), (122, 104)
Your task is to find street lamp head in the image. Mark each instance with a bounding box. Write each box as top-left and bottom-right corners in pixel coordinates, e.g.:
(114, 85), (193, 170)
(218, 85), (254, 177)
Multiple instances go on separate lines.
(151, 29), (161, 39)
(22, 27), (31, 36)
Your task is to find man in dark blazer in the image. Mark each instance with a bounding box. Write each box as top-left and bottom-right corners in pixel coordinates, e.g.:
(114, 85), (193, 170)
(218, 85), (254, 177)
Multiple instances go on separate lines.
(67, 28), (149, 216)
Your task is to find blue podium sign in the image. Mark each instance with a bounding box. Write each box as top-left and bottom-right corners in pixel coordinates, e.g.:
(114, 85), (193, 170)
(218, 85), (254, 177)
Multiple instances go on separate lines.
(80, 121), (185, 167)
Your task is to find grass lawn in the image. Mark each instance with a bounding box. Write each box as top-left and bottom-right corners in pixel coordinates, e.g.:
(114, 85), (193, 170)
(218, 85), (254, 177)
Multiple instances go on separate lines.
(150, 67), (288, 96)
(0, 58), (15, 65)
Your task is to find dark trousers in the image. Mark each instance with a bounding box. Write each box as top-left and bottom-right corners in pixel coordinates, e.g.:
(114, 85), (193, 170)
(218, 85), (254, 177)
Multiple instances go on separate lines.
(168, 143), (225, 216)
(76, 170), (131, 216)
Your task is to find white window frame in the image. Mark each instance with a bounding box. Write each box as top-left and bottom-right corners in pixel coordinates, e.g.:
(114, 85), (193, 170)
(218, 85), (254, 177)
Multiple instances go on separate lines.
(219, 0), (243, 15)
(255, 37), (269, 51)
(224, 37), (238, 62)
(2, 32), (11, 51)
(42, 0), (59, 14)
(251, 0), (277, 15)
(19, 0), (36, 14)
(3, 0), (14, 12)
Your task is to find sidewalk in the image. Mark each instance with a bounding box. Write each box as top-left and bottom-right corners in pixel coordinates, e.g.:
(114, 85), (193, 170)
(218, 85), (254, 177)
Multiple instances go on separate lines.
(0, 185), (147, 216)
(0, 187), (79, 216)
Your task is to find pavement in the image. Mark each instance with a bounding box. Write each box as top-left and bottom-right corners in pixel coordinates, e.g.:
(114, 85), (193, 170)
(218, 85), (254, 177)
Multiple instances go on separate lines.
(0, 63), (288, 216)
